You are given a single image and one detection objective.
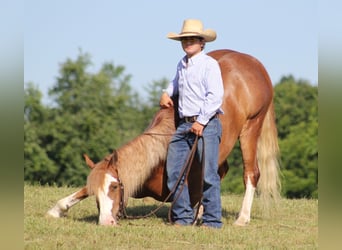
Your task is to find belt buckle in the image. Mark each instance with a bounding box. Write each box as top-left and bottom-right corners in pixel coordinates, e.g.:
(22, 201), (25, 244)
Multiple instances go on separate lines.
(185, 116), (197, 123)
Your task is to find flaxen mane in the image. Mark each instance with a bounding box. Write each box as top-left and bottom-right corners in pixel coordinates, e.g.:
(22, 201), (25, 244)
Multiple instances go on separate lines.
(115, 107), (175, 200)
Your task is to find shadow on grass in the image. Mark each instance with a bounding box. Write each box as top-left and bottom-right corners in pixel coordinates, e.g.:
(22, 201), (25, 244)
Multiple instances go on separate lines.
(222, 208), (239, 220)
(125, 205), (170, 218)
(124, 205), (239, 220)
(74, 214), (98, 224)
(74, 205), (239, 224)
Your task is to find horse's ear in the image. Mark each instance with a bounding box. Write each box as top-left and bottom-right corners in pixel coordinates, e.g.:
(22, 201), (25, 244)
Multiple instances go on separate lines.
(110, 150), (118, 167)
(84, 154), (95, 169)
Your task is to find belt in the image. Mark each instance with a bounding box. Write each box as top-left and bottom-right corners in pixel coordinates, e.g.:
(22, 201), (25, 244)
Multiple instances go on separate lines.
(181, 114), (219, 123)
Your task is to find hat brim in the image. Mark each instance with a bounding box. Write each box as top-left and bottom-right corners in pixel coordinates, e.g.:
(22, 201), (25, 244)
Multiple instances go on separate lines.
(167, 30), (216, 42)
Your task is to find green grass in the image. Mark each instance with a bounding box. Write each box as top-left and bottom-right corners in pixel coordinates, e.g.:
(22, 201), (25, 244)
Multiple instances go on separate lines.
(24, 185), (317, 249)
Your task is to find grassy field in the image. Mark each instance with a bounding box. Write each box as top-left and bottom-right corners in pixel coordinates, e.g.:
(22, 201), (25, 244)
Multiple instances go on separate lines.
(24, 185), (317, 249)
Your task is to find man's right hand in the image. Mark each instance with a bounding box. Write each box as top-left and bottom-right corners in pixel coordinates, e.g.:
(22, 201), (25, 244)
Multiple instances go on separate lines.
(159, 92), (174, 108)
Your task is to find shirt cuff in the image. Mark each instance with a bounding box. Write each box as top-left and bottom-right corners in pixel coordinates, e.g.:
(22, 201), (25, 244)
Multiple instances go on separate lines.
(196, 116), (209, 125)
(162, 88), (172, 97)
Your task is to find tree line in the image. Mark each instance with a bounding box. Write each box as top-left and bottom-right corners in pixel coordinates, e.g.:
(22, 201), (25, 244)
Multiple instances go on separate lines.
(24, 52), (318, 198)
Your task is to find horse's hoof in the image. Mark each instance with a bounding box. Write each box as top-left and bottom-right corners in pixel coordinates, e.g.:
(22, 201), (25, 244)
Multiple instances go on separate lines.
(233, 218), (249, 226)
(46, 206), (65, 218)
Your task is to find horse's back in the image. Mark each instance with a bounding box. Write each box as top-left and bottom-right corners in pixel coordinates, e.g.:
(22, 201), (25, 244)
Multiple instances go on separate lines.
(208, 50), (274, 162)
(209, 49), (273, 115)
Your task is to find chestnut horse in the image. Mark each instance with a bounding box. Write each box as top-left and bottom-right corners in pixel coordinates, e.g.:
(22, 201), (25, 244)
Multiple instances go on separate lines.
(47, 49), (281, 226)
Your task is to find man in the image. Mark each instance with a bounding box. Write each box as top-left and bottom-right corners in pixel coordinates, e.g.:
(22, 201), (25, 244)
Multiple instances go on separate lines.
(160, 19), (224, 228)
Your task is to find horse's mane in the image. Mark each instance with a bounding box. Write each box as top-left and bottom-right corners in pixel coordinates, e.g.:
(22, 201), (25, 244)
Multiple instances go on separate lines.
(116, 107), (176, 199)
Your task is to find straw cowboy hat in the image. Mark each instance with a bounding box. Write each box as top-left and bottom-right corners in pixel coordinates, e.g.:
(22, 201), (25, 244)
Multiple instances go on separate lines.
(167, 19), (217, 42)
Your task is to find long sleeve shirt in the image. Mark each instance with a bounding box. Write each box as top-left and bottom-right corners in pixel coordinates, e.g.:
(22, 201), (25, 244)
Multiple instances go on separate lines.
(164, 51), (224, 125)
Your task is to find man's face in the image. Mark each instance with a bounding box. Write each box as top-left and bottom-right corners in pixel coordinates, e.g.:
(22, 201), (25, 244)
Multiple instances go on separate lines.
(181, 36), (204, 58)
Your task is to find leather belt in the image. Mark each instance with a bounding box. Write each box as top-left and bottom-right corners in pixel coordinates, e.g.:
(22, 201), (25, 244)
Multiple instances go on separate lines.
(182, 114), (219, 123)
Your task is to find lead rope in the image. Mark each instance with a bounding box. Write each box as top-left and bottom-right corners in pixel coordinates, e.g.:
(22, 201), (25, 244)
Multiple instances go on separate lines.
(191, 137), (205, 226)
(167, 135), (200, 224)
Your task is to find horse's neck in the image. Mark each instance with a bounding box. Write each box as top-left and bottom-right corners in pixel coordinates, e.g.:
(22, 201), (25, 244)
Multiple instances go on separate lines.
(116, 133), (170, 198)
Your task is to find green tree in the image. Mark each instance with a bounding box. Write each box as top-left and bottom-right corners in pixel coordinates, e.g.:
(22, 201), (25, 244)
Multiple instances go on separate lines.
(274, 75), (317, 139)
(24, 52), (149, 186)
(274, 76), (318, 198)
(24, 83), (58, 183)
(144, 78), (169, 107)
(140, 78), (170, 127)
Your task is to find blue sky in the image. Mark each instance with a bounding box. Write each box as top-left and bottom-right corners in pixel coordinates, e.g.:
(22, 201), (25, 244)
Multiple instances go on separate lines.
(25, 0), (318, 104)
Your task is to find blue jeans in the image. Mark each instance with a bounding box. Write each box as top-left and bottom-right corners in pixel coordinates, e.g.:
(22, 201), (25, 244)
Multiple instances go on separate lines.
(166, 117), (222, 228)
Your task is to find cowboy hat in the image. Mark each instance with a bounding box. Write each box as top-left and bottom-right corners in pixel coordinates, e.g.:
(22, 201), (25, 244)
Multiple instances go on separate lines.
(167, 19), (216, 42)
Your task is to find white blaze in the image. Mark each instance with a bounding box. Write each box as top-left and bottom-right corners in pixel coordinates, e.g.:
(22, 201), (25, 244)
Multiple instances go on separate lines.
(98, 174), (119, 225)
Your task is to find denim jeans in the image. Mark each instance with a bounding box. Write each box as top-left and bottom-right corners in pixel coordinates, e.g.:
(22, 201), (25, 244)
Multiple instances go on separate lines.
(166, 117), (222, 228)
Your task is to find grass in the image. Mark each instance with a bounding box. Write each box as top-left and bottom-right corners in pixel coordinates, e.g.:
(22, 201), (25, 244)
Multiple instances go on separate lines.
(24, 185), (317, 249)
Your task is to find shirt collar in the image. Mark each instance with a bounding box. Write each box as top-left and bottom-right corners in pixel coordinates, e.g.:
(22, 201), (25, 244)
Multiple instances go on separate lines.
(181, 51), (205, 67)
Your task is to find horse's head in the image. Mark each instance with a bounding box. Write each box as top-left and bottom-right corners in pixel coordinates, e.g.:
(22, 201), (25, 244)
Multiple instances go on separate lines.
(84, 151), (123, 226)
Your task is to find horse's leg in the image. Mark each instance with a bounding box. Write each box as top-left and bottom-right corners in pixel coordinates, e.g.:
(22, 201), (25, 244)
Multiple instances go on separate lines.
(218, 161), (229, 180)
(234, 119), (262, 226)
(46, 186), (89, 218)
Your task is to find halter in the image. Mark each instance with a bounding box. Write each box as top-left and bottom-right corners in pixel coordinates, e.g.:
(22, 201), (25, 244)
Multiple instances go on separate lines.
(117, 178), (125, 219)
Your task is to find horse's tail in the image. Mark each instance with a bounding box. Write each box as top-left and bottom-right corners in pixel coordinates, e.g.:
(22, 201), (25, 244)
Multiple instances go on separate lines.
(257, 100), (281, 213)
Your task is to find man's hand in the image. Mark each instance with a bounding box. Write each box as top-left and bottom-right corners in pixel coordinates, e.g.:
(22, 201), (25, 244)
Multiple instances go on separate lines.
(159, 92), (174, 108)
(190, 122), (204, 136)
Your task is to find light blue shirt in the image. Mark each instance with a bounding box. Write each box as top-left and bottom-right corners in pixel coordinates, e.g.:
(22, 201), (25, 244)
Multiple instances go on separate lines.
(165, 51), (224, 125)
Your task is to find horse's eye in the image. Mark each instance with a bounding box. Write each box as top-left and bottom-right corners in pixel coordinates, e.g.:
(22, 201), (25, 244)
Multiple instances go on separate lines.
(111, 185), (118, 191)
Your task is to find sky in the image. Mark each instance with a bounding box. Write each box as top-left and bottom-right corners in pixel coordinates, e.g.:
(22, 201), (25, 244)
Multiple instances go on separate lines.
(24, 0), (318, 104)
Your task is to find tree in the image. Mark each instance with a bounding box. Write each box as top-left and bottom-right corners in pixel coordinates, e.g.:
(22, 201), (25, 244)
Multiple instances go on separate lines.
(279, 117), (318, 198)
(274, 75), (317, 139)
(141, 78), (170, 126)
(274, 76), (318, 198)
(24, 83), (58, 184)
(24, 52), (150, 186)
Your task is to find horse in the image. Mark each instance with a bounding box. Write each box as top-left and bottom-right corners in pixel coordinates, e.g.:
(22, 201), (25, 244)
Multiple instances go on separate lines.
(47, 49), (281, 226)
